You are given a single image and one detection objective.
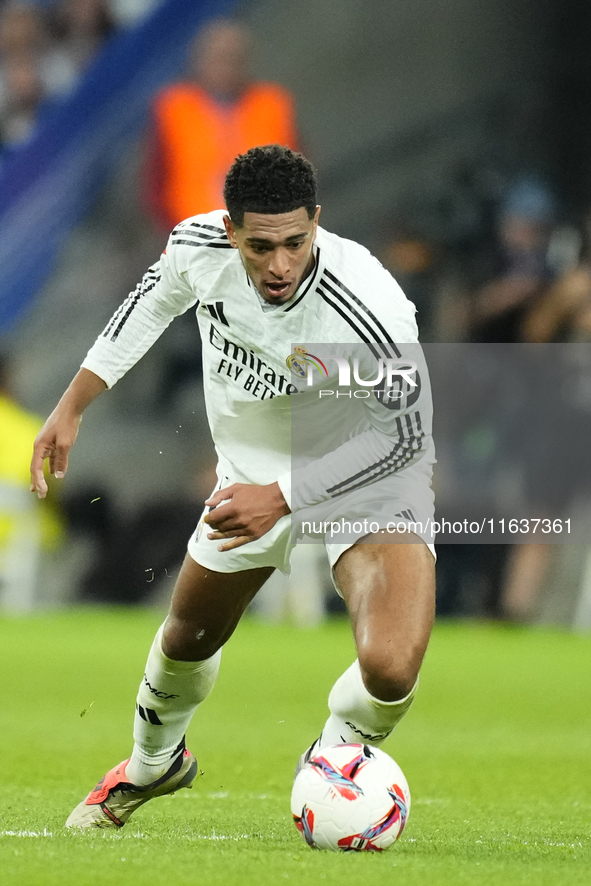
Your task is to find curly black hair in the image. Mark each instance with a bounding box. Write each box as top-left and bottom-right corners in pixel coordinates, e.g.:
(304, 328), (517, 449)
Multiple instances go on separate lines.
(224, 145), (317, 226)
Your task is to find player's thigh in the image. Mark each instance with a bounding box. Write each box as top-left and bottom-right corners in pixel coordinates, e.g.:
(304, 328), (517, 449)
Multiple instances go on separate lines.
(335, 533), (435, 698)
(164, 552), (274, 659)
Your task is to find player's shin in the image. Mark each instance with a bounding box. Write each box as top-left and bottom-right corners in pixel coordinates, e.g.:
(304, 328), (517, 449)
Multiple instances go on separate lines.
(126, 624), (221, 785)
(319, 660), (418, 749)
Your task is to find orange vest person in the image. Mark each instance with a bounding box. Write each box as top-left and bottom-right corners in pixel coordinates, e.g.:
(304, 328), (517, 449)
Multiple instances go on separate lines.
(145, 19), (299, 231)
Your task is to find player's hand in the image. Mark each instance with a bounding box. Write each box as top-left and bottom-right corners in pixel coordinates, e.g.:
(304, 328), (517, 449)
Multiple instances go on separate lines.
(204, 482), (290, 551)
(30, 407), (82, 498)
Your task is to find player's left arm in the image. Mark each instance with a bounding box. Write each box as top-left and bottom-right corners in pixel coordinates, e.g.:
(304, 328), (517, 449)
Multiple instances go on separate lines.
(283, 261), (433, 512)
(284, 341), (432, 513)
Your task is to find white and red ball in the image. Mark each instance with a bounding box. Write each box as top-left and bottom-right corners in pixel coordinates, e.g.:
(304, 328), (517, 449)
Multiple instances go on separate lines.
(291, 743), (410, 852)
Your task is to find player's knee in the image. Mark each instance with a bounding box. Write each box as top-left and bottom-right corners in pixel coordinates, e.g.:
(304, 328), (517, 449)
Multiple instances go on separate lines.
(162, 614), (222, 661)
(357, 646), (419, 702)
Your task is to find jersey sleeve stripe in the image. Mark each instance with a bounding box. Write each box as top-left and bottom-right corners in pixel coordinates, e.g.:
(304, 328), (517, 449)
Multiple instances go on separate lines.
(102, 295), (132, 337)
(102, 270), (160, 338)
(326, 416), (406, 492)
(188, 222), (225, 234)
(171, 229), (223, 241)
(323, 269), (403, 357)
(103, 273), (161, 341)
(318, 278), (399, 361)
(110, 285), (155, 340)
(316, 287), (382, 362)
(325, 411), (425, 496)
(331, 435), (424, 496)
(314, 287), (426, 492)
(317, 275), (401, 367)
(171, 239), (233, 249)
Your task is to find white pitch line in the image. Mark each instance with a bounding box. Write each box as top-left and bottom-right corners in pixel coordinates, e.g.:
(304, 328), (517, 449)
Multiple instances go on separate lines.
(0, 829), (54, 838)
(190, 833), (251, 841)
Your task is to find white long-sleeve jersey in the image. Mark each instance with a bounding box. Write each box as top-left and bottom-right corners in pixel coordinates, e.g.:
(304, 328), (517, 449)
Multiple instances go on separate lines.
(82, 210), (434, 511)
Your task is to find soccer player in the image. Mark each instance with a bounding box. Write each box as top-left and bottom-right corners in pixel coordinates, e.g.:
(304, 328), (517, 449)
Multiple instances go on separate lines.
(30, 145), (436, 829)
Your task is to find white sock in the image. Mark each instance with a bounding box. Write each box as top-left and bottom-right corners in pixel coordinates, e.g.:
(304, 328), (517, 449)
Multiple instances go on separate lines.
(126, 624), (221, 785)
(319, 660), (418, 749)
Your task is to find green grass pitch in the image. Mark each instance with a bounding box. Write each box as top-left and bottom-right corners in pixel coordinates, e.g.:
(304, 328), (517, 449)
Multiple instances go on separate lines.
(1, 609), (589, 885)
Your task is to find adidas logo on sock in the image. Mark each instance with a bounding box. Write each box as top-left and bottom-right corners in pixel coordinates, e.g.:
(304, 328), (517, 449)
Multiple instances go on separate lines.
(136, 704), (163, 726)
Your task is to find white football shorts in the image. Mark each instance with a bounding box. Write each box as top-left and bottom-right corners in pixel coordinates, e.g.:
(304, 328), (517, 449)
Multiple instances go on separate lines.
(187, 462), (436, 592)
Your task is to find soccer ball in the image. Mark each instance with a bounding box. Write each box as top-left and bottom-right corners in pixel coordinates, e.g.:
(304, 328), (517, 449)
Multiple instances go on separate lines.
(291, 743), (410, 851)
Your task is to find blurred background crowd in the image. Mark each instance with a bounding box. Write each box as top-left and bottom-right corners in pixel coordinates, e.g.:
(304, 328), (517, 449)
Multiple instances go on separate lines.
(0, 1), (160, 150)
(1, 0), (591, 629)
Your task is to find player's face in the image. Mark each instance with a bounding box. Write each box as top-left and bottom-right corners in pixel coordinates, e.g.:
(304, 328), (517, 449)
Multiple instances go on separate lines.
(224, 206), (321, 304)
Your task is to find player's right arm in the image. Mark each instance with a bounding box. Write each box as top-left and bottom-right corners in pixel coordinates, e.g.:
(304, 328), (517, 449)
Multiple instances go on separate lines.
(30, 223), (203, 499)
(30, 367), (107, 498)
